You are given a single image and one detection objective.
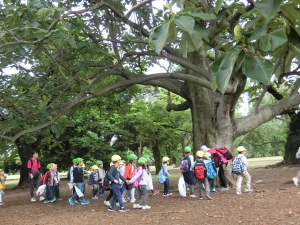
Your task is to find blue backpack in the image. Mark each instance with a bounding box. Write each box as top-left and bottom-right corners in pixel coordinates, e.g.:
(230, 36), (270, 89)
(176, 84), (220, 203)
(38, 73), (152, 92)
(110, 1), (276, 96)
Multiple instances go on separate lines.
(232, 157), (245, 174)
(157, 167), (167, 184)
(180, 156), (191, 173)
(206, 160), (217, 179)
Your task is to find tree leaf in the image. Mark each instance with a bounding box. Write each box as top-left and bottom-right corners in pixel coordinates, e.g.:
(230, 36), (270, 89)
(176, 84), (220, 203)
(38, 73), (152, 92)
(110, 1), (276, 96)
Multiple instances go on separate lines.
(149, 22), (170, 54)
(167, 21), (177, 43)
(268, 27), (287, 51)
(211, 46), (243, 94)
(215, 0), (224, 14)
(242, 55), (274, 84)
(179, 34), (188, 57)
(67, 37), (77, 49)
(174, 16), (195, 34)
(186, 12), (217, 21)
(255, 0), (283, 18)
(250, 19), (270, 40)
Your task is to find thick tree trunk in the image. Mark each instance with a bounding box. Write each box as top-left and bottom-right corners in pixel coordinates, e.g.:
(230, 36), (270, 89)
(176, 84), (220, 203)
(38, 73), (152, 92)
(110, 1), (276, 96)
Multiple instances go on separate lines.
(152, 135), (162, 174)
(284, 112), (300, 164)
(16, 137), (42, 187)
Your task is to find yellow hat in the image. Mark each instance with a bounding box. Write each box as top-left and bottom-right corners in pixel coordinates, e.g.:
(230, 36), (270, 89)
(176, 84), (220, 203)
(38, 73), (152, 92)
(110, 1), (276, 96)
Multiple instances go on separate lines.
(237, 146), (247, 152)
(196, 151), (204, 157)
(162, 156), (170, 162)
(204, 152), (211, 158)
(91, 165), (98, 171)
(110, 162), (113, 166)
(111, 154), (121, 162)
(82, 163), (86, 168)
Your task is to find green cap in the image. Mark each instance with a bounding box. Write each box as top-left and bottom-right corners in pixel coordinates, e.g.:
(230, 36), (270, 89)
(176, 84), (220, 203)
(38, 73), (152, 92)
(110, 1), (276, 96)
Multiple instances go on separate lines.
(142, 154), (150, 159)
(0, 168), (2, 172)
(72, 158), (77, 163)
(137, 157), (147, 165)
(75, 158), (83, 164)
(96, 160), (103, 165)
(122, 160), (126, 163)
(47, 163), (53, 169)
(184, 146), (191, 153)
(128, 153), (138, 160)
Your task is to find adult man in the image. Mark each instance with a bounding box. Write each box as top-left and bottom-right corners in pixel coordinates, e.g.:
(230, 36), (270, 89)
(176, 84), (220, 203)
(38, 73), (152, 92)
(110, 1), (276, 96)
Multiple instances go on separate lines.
(27, 151), (44, 202)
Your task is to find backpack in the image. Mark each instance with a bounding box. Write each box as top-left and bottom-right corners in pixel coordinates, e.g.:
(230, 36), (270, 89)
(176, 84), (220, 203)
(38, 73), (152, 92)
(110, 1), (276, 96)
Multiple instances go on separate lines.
(216, 147), (234, 160)
(205, 160), (217, 179)
(157, 167), (167, 184)
(232, 156), (245, 174)
(180, 156), (191, 173)
(67, 166), (74, 181)
(131, 167), (143, 188)
(88, 173), (94, 186)
(194, 160), (207, 181)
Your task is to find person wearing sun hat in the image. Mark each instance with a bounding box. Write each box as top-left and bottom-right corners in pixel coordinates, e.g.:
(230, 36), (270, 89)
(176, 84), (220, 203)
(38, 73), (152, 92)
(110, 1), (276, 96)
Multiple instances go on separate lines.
(181, 146), (196, 197)
(68, 158), (90, 206)
(129, 157), (151, 210)
(43, 163), (57, 203)
(88, 165), (99, 200)
(0, 168), (7, 206)
(96, 160), (106, 197)
(107, 155), (129, 212)
(142, 154), (159, 196)
(235, 146), (253, 195)
(124, 153), (138, 203)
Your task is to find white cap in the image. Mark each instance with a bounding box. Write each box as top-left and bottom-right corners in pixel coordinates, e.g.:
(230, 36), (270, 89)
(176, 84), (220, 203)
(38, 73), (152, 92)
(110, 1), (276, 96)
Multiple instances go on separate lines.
(200, 145), (209, 152)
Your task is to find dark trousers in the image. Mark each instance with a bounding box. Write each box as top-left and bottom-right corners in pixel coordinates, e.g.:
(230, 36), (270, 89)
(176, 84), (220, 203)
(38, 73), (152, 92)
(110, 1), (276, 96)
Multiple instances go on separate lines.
(92, 185), (98, 197)
(29, 175), (40, 198)
(46, 185), (54, 200)
(106, 189), (113, 201)
(54, 184), (60, 198)
(110, 183), (123, 208)
(183, 171), (195, 185)
(218, 165), (227, 188)
(99, 182), (105, 196)
(163, 178), (170, 194)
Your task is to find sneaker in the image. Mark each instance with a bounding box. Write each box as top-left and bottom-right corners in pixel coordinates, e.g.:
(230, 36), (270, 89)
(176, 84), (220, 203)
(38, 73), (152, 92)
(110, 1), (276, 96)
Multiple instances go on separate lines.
(104, 200), (110, 206)
(108, 207), (115, 212)
(236, 191), (242, 195)
(152, 190), (159, 195)
(122, 198), (127, 203)
(142, 205), (151, 210)
(119, 207), (129, 212)
(116, 202), (120, 207)
(31, 197), (36, 202)
(92, 196), (98, 200)
(44, 200), (50, 204)
(293, 177), (298, 187)
(50, 198), (56, 203)
(99, 194), (105, 197)
(75, 200), (80, 204)
(167, 193), (173, 196)
(190, 194), (197, 198)
(245, 188), (253, 192)
(206, 195), (213, 200)
(199, 196), (203, 200)
(56, 198), (62, 201)
(210, 189), (217, 192)
(133, 204), (142, 209)
(81, 199), (90, 205)
(130, 198), (136, 203)
(39, 196), (45, 201)
(68, 198), (75, 206)
(219, 187), (229, 191)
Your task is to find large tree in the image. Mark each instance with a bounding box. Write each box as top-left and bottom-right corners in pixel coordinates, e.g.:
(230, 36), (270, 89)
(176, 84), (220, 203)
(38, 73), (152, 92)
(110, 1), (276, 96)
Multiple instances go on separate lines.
(0, 0), (299, 167)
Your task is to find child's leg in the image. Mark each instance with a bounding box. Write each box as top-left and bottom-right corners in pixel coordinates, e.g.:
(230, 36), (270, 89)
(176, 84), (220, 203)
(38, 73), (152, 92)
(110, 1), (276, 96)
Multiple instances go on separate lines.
(197, 180), (202, 197)
(99, 182), (104, 196)
(134, 186), (142, 204)
(236, 174), (243, 192)
(106, 189), (113, 202)
(92, 185), (98, 197)
(204, 178), (210, 196)
(140, 185), (147, 206)
(164, 178), (170, 194)
(111, 184), (123, 208)
(131, 188), (135, 200)
(243, 170), (252, 189)
(0, 190), (3, 204)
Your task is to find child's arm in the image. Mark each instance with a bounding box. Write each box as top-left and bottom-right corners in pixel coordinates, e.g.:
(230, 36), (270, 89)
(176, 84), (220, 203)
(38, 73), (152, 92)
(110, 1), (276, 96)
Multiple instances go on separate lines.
(163, 165), (170, 177)
(129, 170), (142, 184)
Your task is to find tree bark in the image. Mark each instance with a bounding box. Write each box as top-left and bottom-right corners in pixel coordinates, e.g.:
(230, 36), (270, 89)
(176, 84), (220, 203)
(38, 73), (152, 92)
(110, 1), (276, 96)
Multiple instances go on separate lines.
(284, 112), (300, 164)
(152, 133), (162, 174)
(16, 137), (42, 187)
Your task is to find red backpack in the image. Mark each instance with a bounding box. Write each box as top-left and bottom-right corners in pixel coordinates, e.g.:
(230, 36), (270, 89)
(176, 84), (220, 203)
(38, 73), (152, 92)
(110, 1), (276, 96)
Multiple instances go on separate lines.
(194, 160), (207, 181)
(216, 147), (234, 160)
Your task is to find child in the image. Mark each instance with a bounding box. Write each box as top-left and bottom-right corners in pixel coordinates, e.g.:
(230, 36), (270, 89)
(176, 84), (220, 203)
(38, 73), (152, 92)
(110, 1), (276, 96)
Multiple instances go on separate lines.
(181, 146), (196, 197)
(124, 153), (138, 203)
(0, 168), (7, 205)
(104, 162), (114, 206)
(162, 156), (172, 196)
(119, 160), (127, 202)
(96, 160), (106, 197)
(192, 151), (212, 200)
(142, 154), (159, 196)
(235, 146), (253, 195)
(106, 155), (129, 212)
(53, 164), (61, 200)
(43, 163), (57, 203)
(89, 165), (99, 200)
(129, 157), (151, 210)
(203, 152), (217, 192)
(68, 158), (90, 205)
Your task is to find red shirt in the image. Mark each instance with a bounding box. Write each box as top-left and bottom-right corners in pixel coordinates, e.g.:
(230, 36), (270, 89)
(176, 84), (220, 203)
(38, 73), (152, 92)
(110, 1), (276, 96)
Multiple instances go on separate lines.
(27, 158), (41, 175)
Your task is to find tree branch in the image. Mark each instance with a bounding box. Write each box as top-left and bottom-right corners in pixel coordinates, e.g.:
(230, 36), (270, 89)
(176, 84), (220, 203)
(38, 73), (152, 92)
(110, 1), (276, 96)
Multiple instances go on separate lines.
(125, 0), (153, 18)
(234, 92), (300, 138)
(166, 101), (190, 112)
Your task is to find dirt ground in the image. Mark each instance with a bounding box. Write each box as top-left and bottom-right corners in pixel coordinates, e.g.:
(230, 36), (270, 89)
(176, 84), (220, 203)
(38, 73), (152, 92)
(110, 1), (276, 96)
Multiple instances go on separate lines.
(1, 166), (300, 225)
